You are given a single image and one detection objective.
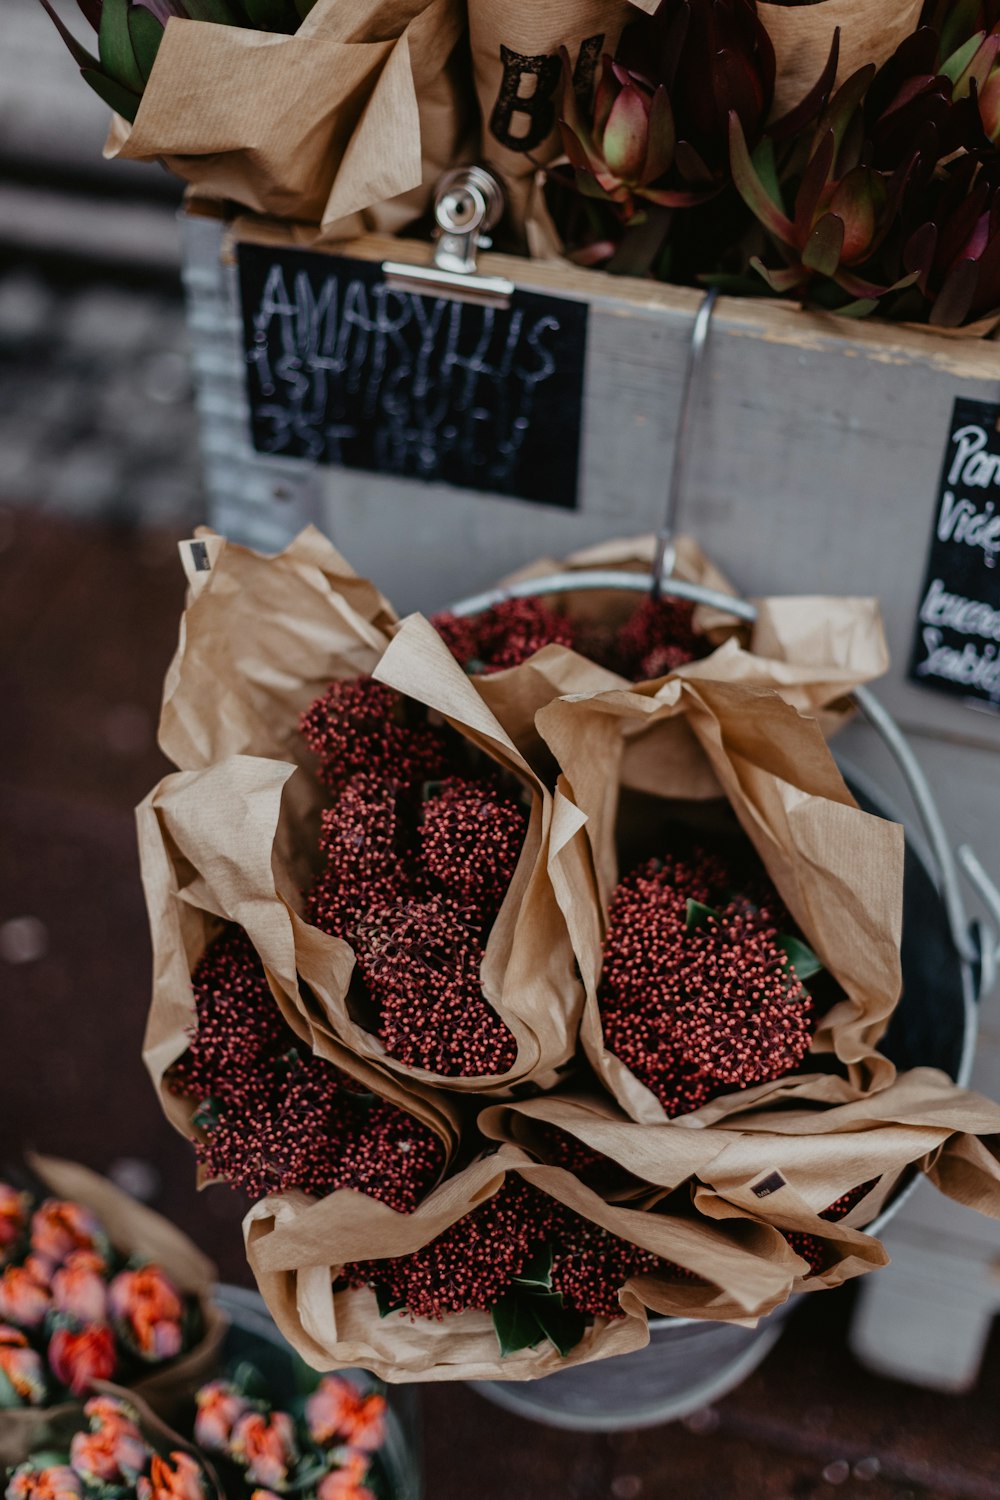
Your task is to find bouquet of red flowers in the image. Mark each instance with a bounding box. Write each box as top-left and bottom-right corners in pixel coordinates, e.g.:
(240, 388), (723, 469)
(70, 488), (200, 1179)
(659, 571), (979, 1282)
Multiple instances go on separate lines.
(138, 531), (1000, 1382)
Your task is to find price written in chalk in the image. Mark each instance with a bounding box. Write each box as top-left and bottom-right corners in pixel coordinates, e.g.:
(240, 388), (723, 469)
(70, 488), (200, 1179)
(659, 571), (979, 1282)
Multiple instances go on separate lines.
(236, 244), (588, 510)
(908, 396), (1000, 713)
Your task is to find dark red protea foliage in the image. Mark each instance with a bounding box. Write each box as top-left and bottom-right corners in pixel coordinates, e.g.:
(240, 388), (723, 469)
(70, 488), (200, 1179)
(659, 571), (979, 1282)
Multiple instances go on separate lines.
(301, 677), (525, 1078)
(167, 925), (443, 1210)
(432, 595), (707, 681)
(732, 7), (1000, 325)
(550, 0), (780, 273)
(344, 1177), (674, 1323)
(599, 851), (818, 1117)
(429, 599), (575, 675)
(784, 1177), (880, 1276)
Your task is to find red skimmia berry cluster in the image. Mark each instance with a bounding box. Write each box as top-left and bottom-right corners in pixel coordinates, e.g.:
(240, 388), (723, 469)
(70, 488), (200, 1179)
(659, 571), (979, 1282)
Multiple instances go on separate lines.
(344, 1177), (684, 1322)
(599, 852), (817, 1117)
(302, 678), (528, 1078)
(430, 595), (710, 680)
(785, 1178), (880, 1276)
(167, 926), (443, 1209)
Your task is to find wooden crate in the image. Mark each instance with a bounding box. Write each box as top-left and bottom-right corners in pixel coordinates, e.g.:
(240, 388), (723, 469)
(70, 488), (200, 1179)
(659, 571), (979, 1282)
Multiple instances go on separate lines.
(182, 204), (1000, 1391)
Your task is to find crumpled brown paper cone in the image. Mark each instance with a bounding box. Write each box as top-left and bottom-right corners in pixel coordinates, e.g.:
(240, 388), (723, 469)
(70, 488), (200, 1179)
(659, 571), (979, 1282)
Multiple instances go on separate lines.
(0, 1156), (227, 1463)
(465, 533), (888, 756)
(104, 0), (471, 234)
(480, 1070), (1000, 1289)
(243, 1144), (804, 1382)
(759, 0), (923, 117)
(136, 757), (463, 1163)
(294, 612), (588, 1094)
(533, 676), (904, 1124)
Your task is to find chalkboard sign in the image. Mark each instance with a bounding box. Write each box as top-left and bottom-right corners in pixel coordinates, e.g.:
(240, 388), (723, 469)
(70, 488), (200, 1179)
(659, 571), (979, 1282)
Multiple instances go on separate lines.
(237, 243), (588, 510)
(908, 396), (1000, 714)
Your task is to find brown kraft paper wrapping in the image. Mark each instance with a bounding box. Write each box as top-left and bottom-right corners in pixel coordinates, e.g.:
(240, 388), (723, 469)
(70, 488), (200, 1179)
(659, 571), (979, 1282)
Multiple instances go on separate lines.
(0, 1157), (226, 1463)
(481, 1074), (1000, 1283)
(152, 531), (585, 1095)
(104, 0), (471, 235)
(243, 1145), (805, 1383)
(759, 0), (923, 117)
(534, 677), (904, 1124)
(136, 758), (462, 1165)
(467, 532), (888, 757)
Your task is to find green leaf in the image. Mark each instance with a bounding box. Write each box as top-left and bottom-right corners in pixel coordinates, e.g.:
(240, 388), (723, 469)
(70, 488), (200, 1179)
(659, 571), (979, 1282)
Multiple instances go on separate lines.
(491, 1293), (546, 1358)
(192, 1096), (220, 1131)
(512, 1244), (553, 1292)
(81, 67), (141, 121)
(750, 138), (784, 217)
(685, 899), (720, 931)
(728, 111), (796, 245)
(99, 0), (145, 92)
(36, 0), (101, 70)
(230, 1360), (269, 1399)
(778, 933), (824, 981)
(529, 1293), (588, 1358)
(183, 0), (244, 22)
(375, 1285), (405, 1319)
(242, 0), (300, 30)
(801, 213), (845, 278)
(0, 1367), (23, 1409)
(127, 4), (164, 83)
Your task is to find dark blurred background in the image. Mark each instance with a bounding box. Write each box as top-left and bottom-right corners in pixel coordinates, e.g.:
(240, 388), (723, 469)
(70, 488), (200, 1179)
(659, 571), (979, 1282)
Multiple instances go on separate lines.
(3, 3), (1000, 1494)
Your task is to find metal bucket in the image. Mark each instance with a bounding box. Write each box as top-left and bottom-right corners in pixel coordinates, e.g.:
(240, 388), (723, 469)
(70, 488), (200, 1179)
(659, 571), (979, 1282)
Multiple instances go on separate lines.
(447, 568), (999, 1431)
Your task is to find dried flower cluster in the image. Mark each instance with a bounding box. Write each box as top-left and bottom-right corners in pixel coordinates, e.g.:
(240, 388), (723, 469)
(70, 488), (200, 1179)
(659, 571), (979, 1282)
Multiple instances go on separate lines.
(5, 1396), (210, 1500)
(195, 1368), (387, 1500)
(430, 595), (708, 679)
(785, 1178), (881, 1276)
(599, 852), (818, 1117)
(0, 1184), (196, 1407)
(345, 1176), (678, 1328)
(303, 677), (528, 1077)
(167, 926), (443, 1210)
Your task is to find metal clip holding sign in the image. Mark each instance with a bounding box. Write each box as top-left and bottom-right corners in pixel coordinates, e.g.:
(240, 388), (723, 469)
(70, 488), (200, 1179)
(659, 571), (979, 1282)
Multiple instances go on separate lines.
(382, 166), (515, 310)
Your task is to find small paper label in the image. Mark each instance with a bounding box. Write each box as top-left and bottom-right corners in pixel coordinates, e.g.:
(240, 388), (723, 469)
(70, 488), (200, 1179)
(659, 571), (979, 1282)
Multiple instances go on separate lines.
(907, 396), (1000, 714)
(751, 1171), (787, 1199)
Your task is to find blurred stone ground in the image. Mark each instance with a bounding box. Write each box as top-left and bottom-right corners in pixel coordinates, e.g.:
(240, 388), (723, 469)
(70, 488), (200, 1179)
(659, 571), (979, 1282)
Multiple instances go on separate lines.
(3, 5), (1000, 1490)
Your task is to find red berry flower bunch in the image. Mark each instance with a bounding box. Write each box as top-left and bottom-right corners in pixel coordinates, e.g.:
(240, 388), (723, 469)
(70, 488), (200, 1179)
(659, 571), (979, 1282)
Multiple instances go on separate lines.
(194, 1368), (389, 1500)
(0, 1187), (196, 1405)
(784, 1178), (881, 1276)
(345, 1176), (691, 1355)
(599, 850), (821, 1117)
(430, 595), (709, 681)
(167, 925), (444, 1210)
(4, 1395), (210, 1500)
(301, 677), (529, 1078)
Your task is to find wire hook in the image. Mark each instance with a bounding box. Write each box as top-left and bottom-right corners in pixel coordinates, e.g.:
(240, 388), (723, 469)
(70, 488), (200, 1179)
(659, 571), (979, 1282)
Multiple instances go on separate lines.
(652, 287), (719, 600)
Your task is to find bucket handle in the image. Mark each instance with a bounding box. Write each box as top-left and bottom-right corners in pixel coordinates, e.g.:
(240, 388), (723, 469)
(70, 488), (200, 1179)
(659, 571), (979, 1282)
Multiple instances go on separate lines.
(448, 568), (1000, 998)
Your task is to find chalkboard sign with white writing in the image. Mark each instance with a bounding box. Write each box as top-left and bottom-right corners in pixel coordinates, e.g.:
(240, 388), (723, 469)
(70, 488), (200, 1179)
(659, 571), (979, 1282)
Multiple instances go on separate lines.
(237, 243), (588, 510)
(908, 396), (1000, 714)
